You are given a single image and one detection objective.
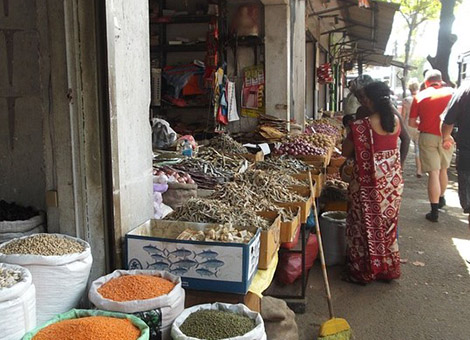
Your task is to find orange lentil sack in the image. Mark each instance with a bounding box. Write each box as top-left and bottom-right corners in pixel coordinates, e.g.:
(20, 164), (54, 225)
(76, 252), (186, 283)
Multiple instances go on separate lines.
(32, 316), (140, 340)
(98, 274), (175, 302)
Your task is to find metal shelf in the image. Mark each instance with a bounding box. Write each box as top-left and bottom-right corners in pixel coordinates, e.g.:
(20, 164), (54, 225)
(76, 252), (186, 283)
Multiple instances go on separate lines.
(150, 42), (207, 53)
(151, 15), (214, 24)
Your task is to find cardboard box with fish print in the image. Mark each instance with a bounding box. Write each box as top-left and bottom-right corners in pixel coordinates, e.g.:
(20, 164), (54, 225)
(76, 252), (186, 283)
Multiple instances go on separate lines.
(125, 220), (260, 294)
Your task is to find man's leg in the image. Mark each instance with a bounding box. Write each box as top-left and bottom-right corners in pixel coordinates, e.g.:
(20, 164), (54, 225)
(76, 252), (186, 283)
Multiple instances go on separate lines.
(426, 170), (440, 222)
(439, 168), (449, 208)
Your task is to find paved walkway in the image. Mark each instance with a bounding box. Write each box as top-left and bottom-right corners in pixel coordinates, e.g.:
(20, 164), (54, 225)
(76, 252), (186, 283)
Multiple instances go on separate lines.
(296, 156), (470, 340)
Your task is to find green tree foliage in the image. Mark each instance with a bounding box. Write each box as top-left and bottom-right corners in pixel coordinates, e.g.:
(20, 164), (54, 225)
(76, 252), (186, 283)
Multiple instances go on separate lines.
(389, 0), (441, 95)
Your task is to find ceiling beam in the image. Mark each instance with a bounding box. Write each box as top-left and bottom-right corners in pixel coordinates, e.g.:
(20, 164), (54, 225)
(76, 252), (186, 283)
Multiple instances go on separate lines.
(309, 3), (356, 16)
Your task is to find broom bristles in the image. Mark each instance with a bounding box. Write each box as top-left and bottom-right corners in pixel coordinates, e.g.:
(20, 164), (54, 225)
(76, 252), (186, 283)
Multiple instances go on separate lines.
(319, 318), (351, 339)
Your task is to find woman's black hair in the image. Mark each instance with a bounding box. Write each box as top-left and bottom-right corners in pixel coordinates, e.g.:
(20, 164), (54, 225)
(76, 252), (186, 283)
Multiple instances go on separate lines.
(363, 81), (396, 133)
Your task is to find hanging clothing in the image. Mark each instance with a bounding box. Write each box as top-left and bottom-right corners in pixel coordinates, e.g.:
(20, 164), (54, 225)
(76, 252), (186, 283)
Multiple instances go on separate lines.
(346, 117), (403, 283)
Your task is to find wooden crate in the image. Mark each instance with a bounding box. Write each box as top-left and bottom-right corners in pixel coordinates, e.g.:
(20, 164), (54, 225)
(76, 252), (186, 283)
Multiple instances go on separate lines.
(258, 207), (301, 244)
(292, 170), (323, 198)
(275, 185), (313, 223)
(258, 215), (281, 270)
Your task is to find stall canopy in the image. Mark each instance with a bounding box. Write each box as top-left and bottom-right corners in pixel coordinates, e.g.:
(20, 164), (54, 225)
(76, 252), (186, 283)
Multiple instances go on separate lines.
(310, 0), (401, 67)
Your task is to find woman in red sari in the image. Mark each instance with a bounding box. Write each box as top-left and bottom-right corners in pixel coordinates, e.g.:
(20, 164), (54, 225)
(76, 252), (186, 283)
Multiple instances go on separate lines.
(342, 81), (405, 284)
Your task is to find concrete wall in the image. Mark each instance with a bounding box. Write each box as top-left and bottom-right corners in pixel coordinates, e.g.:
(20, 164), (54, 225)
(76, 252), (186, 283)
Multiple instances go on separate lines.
(0, 1), (46, 210)
(291, 0), (305, 127)
(306, 41), (314, 118)
(106, 0), (153, 265)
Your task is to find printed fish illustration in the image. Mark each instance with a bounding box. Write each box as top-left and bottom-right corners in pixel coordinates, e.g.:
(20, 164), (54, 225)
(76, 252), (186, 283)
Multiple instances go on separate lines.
(143, 245), (165, 255)
(169, 248), (192, 258)
(171, 259), (198, 269)
(196, 268), (218, 277)
(146, 261), (170, 271)
(198, 259), (225, 269)
(194, 250), (219, 259)
(170, 267), (188, 276)
(150, 253), (168, 262)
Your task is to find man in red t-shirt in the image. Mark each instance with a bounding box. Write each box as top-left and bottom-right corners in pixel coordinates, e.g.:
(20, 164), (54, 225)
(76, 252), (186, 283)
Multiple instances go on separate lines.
(409, 69), (454, 222)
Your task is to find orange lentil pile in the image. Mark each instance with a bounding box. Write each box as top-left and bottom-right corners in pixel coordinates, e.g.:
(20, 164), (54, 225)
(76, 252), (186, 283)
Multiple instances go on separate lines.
(32, 316), (140, 340)
(98, 274), (175, 302)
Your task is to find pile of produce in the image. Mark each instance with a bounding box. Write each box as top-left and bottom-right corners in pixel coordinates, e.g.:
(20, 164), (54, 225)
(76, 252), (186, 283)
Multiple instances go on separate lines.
(0, 234), (85, 256)
(274, 139), (326, 157)
(97, 275), (175, 302)
(179, 310), (255, 340)
(295, 134), (335, 149)
(165, 198), (270, 230)
(208, 134), (248, 154)
(322, 179), (349, 201)
(254, 156), (310, 174)
(177, 224), (254, 243)
(153, 167), (195, 184)
(0, 265), (22, 288)
(305, 118), (342, 140)
(0, 200), (38, 221)
(31, 316), (141, 340)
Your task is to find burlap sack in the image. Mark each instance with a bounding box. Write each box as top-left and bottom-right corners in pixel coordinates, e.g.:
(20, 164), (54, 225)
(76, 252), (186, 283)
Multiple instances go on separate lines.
(162, 182), (197, 209)
(262, 296), (299, 340)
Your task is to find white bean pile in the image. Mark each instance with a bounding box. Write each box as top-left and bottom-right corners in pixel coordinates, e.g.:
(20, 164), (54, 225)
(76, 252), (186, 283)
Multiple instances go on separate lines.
(0, 266), (22, 289)
(0, 234), (85, 256)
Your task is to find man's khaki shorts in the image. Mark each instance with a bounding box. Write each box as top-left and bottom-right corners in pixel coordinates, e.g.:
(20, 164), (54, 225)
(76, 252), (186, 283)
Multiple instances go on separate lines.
(419, 132), (454, 172)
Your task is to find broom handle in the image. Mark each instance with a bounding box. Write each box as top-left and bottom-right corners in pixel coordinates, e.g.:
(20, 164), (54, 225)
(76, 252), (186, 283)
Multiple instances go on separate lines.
(310, 171), (335, 319)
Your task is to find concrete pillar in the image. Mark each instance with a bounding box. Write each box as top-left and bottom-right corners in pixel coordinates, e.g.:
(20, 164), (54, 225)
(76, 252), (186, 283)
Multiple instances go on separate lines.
(263, 1), (290, 123)
(292, 0), (306, 128)
(105, 0), (153, 266)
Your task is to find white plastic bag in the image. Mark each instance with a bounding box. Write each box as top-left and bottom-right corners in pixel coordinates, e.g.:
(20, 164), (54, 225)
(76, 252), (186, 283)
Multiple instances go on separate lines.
(89, 269), (185, 340)
(171, 303), (267, 340)
(0, 224), (45, 244)
(0, 233), (93, 324)
(0, 263), (36, 340)
(0, 213), (44, 234)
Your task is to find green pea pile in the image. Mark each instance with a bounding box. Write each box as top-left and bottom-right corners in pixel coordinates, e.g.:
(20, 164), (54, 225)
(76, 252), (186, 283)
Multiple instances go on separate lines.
(180, 310), (256, 340)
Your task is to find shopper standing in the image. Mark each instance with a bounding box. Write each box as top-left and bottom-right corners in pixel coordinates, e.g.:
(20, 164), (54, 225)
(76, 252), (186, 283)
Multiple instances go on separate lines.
(409, 69), (454, 222)
(402, 80), (423, 177)
(441, 81), (470, 226)
(342, 81), (403, 284)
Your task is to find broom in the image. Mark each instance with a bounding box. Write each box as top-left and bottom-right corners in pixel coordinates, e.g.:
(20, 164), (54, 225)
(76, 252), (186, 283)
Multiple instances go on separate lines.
(310, 172), (351, 340)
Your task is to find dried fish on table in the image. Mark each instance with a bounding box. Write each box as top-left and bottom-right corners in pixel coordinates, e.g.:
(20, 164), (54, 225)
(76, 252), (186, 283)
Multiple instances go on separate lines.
(165, 198), (271, 230)
(254, 156), (311, 174)
(168, 158), (232, 189)
(234, 170), (306, 203)
(208, 134), (248, 154)
(197, 147), (247, 174)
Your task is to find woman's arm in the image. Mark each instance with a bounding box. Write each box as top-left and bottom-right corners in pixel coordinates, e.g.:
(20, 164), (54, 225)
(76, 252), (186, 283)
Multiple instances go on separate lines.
(342, 136), (355, 159)
(395, 112), (410, 166)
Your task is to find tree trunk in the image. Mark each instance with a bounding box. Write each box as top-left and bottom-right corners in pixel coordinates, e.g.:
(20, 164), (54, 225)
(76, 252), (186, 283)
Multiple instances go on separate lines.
(427, 0), (457, 85)
(402, 13), (416, 97)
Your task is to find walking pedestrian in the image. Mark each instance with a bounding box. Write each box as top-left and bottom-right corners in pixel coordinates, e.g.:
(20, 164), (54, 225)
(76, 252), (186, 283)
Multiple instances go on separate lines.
(342, 81), (404, 284)
(441, 81), (470, 226)
(402, 80), (423, 177)
(409, 69), (454, 222)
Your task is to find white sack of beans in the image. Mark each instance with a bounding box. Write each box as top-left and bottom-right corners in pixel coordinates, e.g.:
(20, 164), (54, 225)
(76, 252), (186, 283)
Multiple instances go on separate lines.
(0, 233), (92, 324)
(0, 263), (36, 340)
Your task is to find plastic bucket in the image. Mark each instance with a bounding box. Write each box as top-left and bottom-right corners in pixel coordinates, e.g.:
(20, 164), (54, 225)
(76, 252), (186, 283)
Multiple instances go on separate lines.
(319, 211), (347, 266)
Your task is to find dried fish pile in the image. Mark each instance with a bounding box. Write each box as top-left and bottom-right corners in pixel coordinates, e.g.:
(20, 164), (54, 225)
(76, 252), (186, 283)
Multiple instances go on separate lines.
(177, 224), (254, 243)
(165, 198), (270, 230)
(0, 234), (85, 256)
(169, 158), (232, 189)
(211, 182), (298, 223)
(198, 147), (247, 173)
(0, 265), (22, 289)
(234, 170), (305, 203)
(254, 156), (311, 174)
(208, 134), (248, 154)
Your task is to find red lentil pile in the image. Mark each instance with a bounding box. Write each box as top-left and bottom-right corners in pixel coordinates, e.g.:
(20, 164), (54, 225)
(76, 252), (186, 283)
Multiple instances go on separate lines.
(32, 316), (140, 340)
(98, 274), (175, 302)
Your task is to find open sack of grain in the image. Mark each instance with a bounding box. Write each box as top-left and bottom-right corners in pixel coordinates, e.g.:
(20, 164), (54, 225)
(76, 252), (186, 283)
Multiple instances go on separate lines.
(0, 263), (36, 340)
(171, 302), (266, 340)
(21, 308), (149, 340)
(89, 270), (185, 340)
(0, 233), (92, 324)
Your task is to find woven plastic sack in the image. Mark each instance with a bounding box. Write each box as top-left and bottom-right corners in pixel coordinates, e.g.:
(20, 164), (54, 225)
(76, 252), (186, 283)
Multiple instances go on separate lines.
(0, 263), (36, 340)
(0, 225), (45, 244)
(0, 233), (93, 324)
(162, 182), (198, 210)
(89, 270), (185, 340)
(21, 308), (149, 340)
(172, 303), (266, 340)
